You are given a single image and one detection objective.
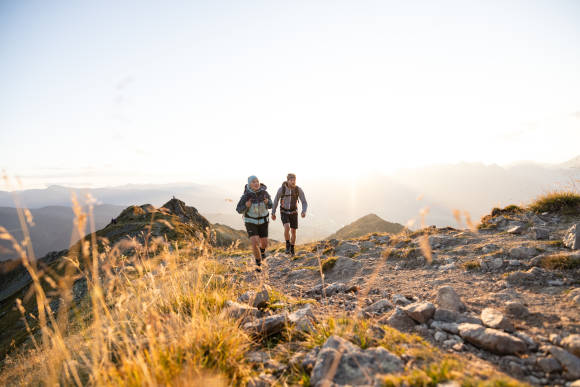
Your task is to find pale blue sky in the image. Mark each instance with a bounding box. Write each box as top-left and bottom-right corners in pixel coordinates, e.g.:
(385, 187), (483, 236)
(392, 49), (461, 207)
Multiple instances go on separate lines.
(1, 0), (579, 188)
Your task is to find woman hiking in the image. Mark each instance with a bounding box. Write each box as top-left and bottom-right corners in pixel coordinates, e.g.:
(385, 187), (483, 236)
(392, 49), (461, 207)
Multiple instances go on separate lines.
(236, 175), (272, 272)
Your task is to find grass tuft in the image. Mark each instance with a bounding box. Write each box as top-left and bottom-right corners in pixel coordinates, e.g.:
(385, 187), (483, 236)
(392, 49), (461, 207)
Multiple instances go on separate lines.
(529, 191), (580, 214)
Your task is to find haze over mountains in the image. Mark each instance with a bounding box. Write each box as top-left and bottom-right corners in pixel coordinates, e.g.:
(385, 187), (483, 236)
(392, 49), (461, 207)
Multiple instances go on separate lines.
(0, 158), (577, 261)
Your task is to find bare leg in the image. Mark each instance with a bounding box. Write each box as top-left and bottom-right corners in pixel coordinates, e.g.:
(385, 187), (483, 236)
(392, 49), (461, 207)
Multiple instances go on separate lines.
(290, 228), (297, 245)
(250, 235), (261, 263)
(284, 223), (290, 241)
(260, 237), (268, 249)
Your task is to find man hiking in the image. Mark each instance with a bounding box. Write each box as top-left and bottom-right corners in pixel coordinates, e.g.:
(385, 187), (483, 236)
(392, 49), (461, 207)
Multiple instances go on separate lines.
(236, 175), (272, 272)
(271, 173), (308, 256)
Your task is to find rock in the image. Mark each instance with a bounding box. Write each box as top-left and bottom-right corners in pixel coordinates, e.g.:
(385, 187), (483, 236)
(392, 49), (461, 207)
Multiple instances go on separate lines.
(531, 227), (550, 240)
(547, 345), (580, 379)
(513, 331), (537, 351)
(380, 307), (417, 331)
(458, 323), (527, 355)
(570, 379), (580, 387)
(436, 286), (466, 312)
(392, 294), (413, 306)
(433, 308), (480, 324)
(373, 235), (391, 244)
(488, 258), (504, 270)
(562, 334), (580, 357)
(509, 246), (538, 259)
(288, 305), (317, 333)
(434, 331), (448, 342)
(507, 225), (525, 234)
(245, 351), (270, 363)
(360, 241), (376, 250)
(482, 243), (500, 253)
(238, 287), (270, 308)
(402, 301), (435, 324)
(243, 313), (288, 337)
(252, 287), (270, 308)
(223, 300), (260, 321)
(310, 335), (403, 387)
(481, 308), (514, 332)
(335, 242), (361, 257)
(363, 299), (394, 316)
(537, 356), (562, 373)
(567, 288), (580, 306)
(564, 223), (580, 250)
(287, 269), (315, 281)
(247, 374), (275, 387)
(301, 347), (319, 372)
(324, 257), (362, 282)
(429, 321), (459, 335)
(504, 301), (529, 318)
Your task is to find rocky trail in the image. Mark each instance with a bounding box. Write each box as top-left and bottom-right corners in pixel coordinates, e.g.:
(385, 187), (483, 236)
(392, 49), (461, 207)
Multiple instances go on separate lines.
(219, 209), (580, 386)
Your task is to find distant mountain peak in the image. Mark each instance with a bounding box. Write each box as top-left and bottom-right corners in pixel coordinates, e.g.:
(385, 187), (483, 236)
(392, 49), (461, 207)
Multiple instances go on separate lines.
(328, 213), (404, 240)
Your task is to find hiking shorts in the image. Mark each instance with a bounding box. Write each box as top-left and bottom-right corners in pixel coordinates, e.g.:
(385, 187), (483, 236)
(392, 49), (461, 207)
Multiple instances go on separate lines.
(281, 212), (298, 229)
(245, 221), (269, 238)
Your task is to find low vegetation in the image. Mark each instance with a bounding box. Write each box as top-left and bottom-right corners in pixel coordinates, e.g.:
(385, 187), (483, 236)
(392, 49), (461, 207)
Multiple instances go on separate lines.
(529, 190), (580, 214)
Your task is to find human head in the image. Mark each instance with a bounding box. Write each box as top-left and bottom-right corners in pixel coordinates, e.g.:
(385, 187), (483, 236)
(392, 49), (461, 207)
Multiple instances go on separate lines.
(248, 175), (260, 191)
(287, 173), (296, 188)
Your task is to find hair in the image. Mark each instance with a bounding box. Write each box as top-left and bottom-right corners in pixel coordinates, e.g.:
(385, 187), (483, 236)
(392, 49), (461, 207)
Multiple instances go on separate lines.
(287, 173), (296, 180)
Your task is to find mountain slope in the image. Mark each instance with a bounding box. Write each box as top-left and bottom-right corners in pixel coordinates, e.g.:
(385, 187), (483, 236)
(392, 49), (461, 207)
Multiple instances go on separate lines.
(327, 213), (404, 240)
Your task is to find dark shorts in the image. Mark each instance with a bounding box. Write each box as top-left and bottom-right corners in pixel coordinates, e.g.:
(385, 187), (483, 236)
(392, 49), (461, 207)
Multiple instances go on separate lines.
(281, 212), (298, 229)
(245, 221), (269, 238)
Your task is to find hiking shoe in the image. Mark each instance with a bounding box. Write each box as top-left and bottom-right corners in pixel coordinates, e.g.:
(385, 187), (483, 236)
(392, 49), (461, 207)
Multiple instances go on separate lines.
(255, 260), (262, 272)
(290, 244), (295, 256)
(285, 241), (291, 254)
(260, 248), (267, 259)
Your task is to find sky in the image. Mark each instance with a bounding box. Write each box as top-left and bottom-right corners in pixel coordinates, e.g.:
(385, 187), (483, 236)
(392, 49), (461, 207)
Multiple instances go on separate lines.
(1, 0), (579, 189)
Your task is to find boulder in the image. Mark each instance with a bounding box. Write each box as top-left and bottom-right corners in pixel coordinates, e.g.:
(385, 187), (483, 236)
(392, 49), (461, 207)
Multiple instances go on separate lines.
(243, 313), (288, 337)
(380, 307), (417, 331)
(562, 334), (580, 357)
(362, 299), (394, 316)
(436, 286), (466, 312)
(402, 301), (435, 324)
(564, 223), (580, 250)
(458, 323), (527, 355)
(547, 345), (580, 379)
(310, 335), (403, 387)
(481, 308), (514, 332)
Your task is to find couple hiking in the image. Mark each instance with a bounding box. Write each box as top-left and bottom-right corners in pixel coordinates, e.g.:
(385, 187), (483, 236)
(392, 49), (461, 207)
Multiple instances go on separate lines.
(235, 173), (308, 272)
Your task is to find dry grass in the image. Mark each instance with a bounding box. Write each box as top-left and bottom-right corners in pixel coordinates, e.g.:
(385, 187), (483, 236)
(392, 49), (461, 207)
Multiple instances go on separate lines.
(0, 194), (258, 386)
(529, 190), (580, 214)
(538, 253), (580, 270)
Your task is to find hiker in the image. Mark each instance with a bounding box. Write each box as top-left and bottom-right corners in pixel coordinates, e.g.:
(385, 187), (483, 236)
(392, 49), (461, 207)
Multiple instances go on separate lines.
(236, 175), (272, 272)
(271, 173), (308, 256)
